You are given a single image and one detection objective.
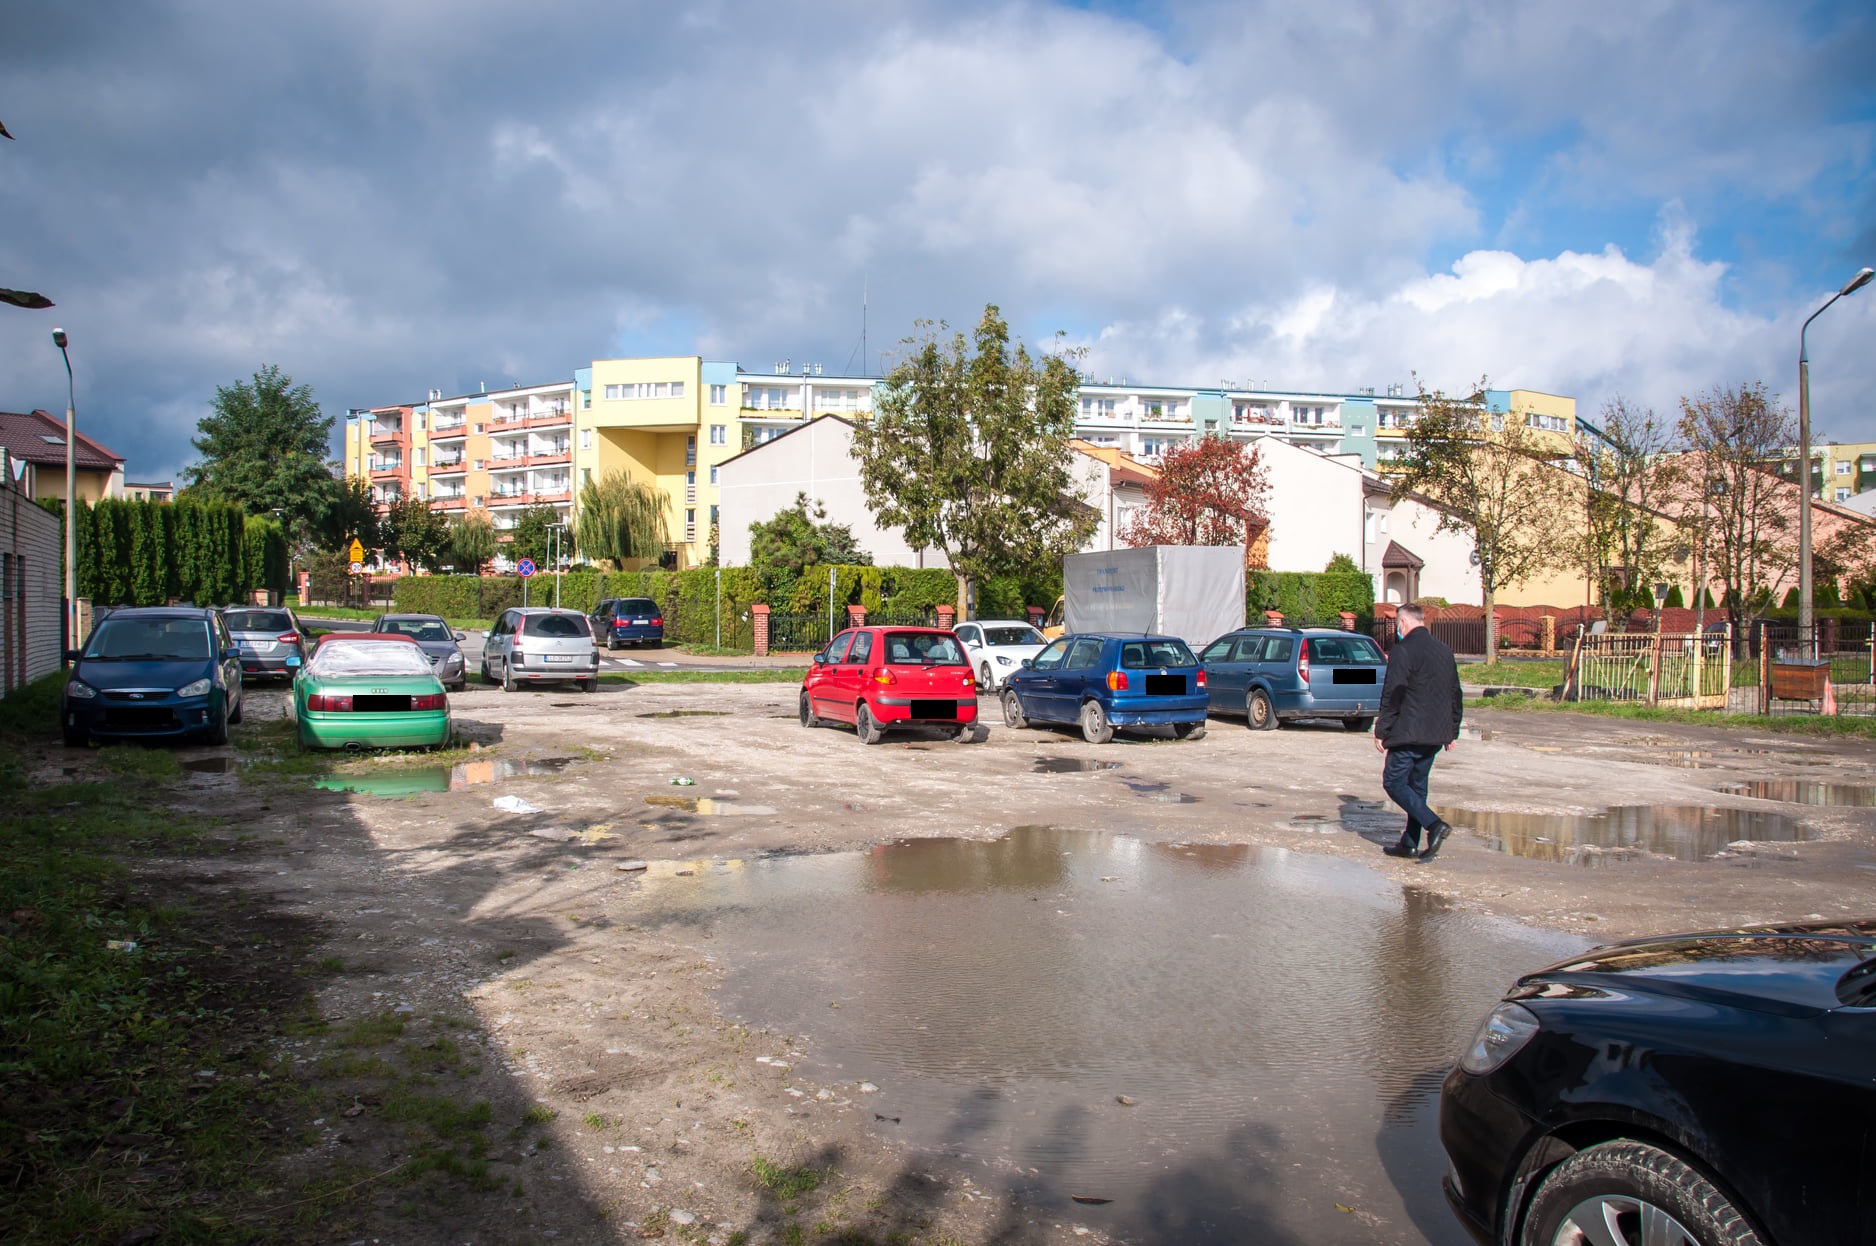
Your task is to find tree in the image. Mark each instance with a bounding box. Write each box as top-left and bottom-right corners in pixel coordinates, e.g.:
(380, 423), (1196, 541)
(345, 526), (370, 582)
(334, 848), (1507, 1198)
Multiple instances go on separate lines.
(447, 512), (497, 575)
(185, 365), (338, 548)
(1388, 377), (1576, 661)
(575, 470), (669, 566)
(749, 493), (873, 594)
(507, 505), (565, 569)
(1657, 382), (1797, 630)
(852, 305), (1098, 616)
(317, 475), (381, 555)
(1119, 435), (1269, 548)
(1572, 397), (1676, 625)
(381, 496), (453, 572)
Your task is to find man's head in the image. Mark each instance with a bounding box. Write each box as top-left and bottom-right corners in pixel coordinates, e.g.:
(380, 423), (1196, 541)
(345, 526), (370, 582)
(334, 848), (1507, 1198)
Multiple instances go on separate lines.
(1396, 604), (1426, 636)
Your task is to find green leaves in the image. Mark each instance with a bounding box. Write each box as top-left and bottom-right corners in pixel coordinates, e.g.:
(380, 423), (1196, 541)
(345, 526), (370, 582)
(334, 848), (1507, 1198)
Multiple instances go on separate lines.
(185, 364), (338, 551)
(575, 471), (669, 565)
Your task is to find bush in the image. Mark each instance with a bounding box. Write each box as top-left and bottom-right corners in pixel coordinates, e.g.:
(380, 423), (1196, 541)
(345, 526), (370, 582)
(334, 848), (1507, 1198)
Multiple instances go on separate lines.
(1249, 569), (1375, 627)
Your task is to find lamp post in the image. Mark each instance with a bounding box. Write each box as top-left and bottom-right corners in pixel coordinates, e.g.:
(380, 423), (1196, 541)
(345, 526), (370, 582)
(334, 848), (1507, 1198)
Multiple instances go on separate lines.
(52, 328), (76, 654)
(547, 521), (566, 609)
(1798, 266), (1874, 653)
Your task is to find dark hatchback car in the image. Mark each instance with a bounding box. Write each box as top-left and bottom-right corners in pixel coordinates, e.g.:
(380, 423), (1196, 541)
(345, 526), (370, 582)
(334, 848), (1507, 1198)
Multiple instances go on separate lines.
(62, 606), (243, 747)
(1440, 919), (1876, 1246)
(1200, 627), (1386, 731)
(1001, 632), (1208, 743)
(590, 597), (664, 649)
(219, 605), (309, 680)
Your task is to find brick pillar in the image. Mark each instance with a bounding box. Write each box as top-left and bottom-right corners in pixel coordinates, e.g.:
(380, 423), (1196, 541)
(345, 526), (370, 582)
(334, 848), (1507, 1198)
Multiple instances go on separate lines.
(847, 604), (866, 628)
(936, 604), (956, 629)
(1821, 615), (1838, 656)
(752, 604), (770, 657)
(1026, 605), (1045, 627)
(1338, 611), (1356, 632)
(297, 569), (310, 604)
(1264, 609), (1283, 626)
(1541, 614), (1556, 655)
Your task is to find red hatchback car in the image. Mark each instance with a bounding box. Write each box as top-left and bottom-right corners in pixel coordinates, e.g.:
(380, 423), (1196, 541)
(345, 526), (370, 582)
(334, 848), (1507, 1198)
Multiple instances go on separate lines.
(799, 626), (980, 744)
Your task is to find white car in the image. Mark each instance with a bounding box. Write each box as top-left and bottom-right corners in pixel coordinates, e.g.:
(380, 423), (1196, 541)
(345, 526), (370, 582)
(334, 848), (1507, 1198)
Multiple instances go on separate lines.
(954, 619), (1049, 691)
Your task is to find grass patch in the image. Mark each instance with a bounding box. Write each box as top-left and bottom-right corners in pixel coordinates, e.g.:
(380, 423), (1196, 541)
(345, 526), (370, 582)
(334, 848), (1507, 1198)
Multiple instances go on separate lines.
(1457, 660), (1565, 687)
(521, 1104), (556, 1124)
(600, 669), (808, 685)
(96, 743), (185, 784)
(752, 1154), (825, 1198)
(0, 669), (64, 736)
(1472, 696), (1876, 738)
(338, 1012), (408, 1046)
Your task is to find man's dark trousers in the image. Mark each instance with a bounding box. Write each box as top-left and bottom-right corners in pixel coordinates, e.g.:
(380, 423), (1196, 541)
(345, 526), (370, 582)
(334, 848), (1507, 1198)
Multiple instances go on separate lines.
(1382, 744), (1443, 850)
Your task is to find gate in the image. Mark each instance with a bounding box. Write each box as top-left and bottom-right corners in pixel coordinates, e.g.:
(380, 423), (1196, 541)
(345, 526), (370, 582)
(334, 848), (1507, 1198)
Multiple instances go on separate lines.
(765, 612), (832, 654)
(1564, 628), (1733, 710)
(1758, 623), (1876, 717)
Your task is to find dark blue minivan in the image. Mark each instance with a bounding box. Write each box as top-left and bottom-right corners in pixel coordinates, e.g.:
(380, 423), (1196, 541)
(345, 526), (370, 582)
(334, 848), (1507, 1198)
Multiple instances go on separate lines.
(61, 607), (244, 747)
(1000, 632), (1209, 743)
(590, 597), (664, 650)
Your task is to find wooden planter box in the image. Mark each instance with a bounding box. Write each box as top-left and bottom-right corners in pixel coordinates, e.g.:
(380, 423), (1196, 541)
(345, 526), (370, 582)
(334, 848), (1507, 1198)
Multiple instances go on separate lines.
(1770, 660), (1829, 701)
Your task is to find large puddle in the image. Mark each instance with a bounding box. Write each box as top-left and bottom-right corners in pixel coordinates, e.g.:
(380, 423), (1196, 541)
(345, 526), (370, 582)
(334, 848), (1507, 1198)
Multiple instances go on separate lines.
(1718, 780), (1876, 807)
(314, 756), (572, 797)
(1439, 805), (1804, 865)
(626, 825), (1579, 1244)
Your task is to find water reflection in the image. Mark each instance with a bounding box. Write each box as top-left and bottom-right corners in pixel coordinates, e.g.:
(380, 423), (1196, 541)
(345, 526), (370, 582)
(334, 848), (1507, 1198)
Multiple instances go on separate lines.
(1032, 757), (1123, 774)
(643, 795), (777, 816)
(623, 825), (1577, 1244)
(1439, 805), (1803, 864)
(1718, 780), (1876, 807)
(314, 756), (571, 797)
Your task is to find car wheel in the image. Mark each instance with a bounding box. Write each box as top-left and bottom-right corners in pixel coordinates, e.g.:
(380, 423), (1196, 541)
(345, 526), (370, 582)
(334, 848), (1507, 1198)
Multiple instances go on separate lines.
(799, 691), (821, 729)
(1344, 715), (1374, 732)
(1521, 1140), (1764, 1246)
(855, 702), (885, 745)
(207, 705), (229, 747)
(501, 660), (518, 693)
(605, 636), (618, 651)
(1246, 689), (1279, 731)
(1172, 721), (1205, 741)
(579, 678), (597, 693)
(1001, 689), (1028, 729)
(1079, 700), (1113, 745)
(953, 722), (976, 743)
(980, 663), (995, 690)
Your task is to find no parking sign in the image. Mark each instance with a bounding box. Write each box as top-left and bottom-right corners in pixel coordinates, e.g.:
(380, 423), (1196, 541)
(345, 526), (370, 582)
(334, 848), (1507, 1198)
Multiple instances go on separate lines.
(517, 558), (536, 577)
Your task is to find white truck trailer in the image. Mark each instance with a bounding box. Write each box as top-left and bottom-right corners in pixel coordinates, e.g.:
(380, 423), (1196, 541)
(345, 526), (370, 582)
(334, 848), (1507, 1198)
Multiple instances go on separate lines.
(1061, 545), (1246, 648)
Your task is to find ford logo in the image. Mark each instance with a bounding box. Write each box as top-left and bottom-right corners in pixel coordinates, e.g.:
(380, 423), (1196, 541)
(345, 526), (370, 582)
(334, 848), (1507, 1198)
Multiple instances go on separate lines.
(128, 692), (145, 700)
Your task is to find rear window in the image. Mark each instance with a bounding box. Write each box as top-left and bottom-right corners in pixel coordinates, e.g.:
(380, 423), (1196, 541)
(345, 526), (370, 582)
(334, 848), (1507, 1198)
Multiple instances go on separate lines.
(379, 618), (454, 643)
(523, 613), (592, 638)
(617, 599), (659, 615)
(1121, 639), (1198, 669)
(223, 610), (292, 632)
(881, 632), (966, 665)
(983, 625), (1044, 646)
(1307, 635), (1384, 663)
(309, 641), (434, 677)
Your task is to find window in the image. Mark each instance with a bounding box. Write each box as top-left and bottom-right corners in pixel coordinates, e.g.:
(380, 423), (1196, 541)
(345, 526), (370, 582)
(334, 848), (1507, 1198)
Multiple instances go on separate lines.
(474, 423), (485, 433)
(415, 482), (427, 499)
(580, 429), (592, 450)
(710, 424), (727, 445)
(709, 504), (718, 526)
(473, 459), (484, 470)
(582, 468), (591, 486)
(1837, 462), (1852, 475)
(686, 469), (695, 487)
(709, 465), (718, 485)
(582, 390), (591, 409)
(1031, 640), (1068, 670)
(710, 384), (727, 405)
(414, 448), (425, 466)
(603, 381), (687, 401)
(686, 435), (696, 466)
(1063, 639), (1104, 670)
(1838, 487), (1852, 501)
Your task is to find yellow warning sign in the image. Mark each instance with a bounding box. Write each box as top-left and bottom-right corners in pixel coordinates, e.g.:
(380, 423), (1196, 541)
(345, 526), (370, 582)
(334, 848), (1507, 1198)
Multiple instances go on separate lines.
(348, 539), (365, 562)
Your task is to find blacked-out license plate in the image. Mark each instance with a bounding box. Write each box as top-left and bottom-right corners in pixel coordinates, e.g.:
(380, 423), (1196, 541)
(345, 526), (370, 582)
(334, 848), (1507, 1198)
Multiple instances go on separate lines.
(909, 700), (957, 719)
(1332, 669), (1378, 685)
(1144, 675), (1185, 695)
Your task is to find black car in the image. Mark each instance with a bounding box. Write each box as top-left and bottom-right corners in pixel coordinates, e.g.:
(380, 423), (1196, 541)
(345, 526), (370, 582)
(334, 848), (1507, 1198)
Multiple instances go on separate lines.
(1440, 919), (1876, 1246)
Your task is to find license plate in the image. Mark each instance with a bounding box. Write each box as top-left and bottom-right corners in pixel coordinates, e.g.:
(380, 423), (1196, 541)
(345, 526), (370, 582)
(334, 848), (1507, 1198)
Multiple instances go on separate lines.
(633, 619), (650, 625)
(545, 655), (574, 663)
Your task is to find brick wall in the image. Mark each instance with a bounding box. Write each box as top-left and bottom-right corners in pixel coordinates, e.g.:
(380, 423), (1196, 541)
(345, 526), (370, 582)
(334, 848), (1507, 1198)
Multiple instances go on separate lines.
(1, 472), (64, 695)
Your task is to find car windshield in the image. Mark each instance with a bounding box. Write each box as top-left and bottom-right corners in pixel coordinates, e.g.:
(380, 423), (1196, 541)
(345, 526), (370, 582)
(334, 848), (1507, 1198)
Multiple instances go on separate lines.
(1308, 635), (1384, 663)
(380, 618), (454, 643)
(84, 618), (212, 661)
(523, 613), (590, 638)
(1120, 639), (1198, 669)
(309, 641), (435, 678)
(882, 632), (966, 665)
(223, 610), (292, 632)
(983, 625), (1044, 646)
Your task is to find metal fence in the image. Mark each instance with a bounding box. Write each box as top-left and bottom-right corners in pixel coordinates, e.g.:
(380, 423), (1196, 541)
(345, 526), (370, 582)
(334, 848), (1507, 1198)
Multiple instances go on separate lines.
(1758, 623), (1876, 718)
(1374, 616), (1486, 657)
(1563, 628), (1734, 710)
(765, 612), (833, 654)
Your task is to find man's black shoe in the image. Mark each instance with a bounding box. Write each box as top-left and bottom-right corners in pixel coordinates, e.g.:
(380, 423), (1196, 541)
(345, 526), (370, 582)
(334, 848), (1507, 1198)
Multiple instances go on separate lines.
(1417, 822), (1451, 862)
(1383, 842), (1418, 858)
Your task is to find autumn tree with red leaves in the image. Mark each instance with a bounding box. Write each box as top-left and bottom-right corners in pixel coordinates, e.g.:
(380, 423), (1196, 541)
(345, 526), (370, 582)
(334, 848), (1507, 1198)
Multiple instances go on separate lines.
(1121, 435), (1270, 548)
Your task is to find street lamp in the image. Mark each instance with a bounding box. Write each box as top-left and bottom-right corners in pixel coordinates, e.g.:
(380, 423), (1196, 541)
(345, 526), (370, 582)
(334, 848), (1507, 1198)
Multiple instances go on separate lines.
(52, 327), (76, 654)
(547, 521), (566, 609)
(1798, 265), (1874, 651)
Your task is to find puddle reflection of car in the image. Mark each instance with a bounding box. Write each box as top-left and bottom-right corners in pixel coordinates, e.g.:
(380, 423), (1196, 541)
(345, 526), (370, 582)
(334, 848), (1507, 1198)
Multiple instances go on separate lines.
(1001, 633), (1208, 744)
(293, 633), (452, 751)
(1441, 918), (1876, 1246)
(370, 612), (469, 689)
(61, 606), (245, 747)
(219, 605), (309, 681)
(954, 619), (1048, 691)
(1201, 627), (1385, 731)
(800, 626), (979, 744)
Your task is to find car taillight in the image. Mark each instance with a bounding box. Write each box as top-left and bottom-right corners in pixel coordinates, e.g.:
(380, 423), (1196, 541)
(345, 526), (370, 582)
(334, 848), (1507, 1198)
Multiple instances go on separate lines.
(1196, 670), (1207, 688)
(307, 693), (353, 711)
(277, 632), (300, 644)
(651, 617), (663, 626)
(411, 693), (447, 710)
(1297, 650), (1310, 683)
(873, 669), (897, 685)
(512, 634), (523, 651)
(1107, 671), (1129, 691)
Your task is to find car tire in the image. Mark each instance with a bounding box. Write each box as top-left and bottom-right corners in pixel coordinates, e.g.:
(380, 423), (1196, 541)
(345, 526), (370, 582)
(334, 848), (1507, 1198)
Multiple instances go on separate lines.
(578, 678), (597, 694)
(207, 705), (229, 747)
(1079, 699), (1113, 744)
(501, 660), (518, 693)
(605, 636), (618, 651)
(1246, 689), (1279, 731)
(63, 724), (87, 748)
(855, 702), (885, 745)
(953, 722), (976, 744)
(1344, 716), (1374, 732)
(1521, 1140), (1764, 1246)
(800, 691), (822, 728)
(1001, 689), (1028, 730)
(1172, 721), (1205, 741)
(980, 663), (995, 690)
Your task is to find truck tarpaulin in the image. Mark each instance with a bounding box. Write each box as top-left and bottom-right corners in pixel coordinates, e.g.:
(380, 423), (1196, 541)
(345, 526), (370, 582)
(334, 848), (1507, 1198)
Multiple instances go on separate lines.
(1063, 546), (1245, 648)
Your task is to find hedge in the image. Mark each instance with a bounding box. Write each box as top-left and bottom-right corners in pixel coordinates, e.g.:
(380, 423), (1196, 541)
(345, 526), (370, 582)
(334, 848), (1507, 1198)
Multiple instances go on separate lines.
(65, 497), (279, 607)
(1248, 569), (1375, 628)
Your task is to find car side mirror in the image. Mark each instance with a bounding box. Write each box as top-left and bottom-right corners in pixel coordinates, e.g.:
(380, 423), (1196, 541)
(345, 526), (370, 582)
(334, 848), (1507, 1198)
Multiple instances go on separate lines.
(223, 646), (241, 660)
(813, 653), (827, 665)
(1021, 659), (1033, 669)
(454, 632), (467, 642)
(63, 648), (81, 663)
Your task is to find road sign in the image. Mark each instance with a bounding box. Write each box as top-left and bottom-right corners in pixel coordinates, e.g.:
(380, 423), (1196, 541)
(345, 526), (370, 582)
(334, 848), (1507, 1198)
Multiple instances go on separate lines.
(348, 539), (366, 562)
(349, 561), (364, 574)
(517, 558), (537, 577)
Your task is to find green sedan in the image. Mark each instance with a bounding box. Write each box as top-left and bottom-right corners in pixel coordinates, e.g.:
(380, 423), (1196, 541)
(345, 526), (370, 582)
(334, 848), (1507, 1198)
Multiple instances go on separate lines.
(294, 634), (453, 751)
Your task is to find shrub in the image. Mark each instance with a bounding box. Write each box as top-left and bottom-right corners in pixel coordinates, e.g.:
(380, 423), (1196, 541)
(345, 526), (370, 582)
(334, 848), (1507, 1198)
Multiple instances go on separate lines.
(1248, 569), (1375, 627)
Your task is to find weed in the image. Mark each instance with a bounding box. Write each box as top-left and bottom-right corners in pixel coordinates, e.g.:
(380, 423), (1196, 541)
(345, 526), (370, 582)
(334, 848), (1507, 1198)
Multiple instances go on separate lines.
(315, 955), (346, 973)
(781, 1224), (806, 1246)
(581, 1111), (611, 1130)
(752, 1154), (824, 1198)
(96, 743), (185, 783)
(338, 1013), (408, 1046)
(496, 948), (518, 961)
(726, 1233), (749, 1246)
(522, 1105), (557, 1124)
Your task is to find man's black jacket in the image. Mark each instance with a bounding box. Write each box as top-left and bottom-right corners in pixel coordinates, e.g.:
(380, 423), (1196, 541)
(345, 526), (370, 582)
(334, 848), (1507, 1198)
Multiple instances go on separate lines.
(1375, 626), (1463, 748)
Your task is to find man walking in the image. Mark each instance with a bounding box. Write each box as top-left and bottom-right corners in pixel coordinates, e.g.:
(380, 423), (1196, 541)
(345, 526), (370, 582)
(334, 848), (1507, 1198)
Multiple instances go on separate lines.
(1374, 604), (1464, 861)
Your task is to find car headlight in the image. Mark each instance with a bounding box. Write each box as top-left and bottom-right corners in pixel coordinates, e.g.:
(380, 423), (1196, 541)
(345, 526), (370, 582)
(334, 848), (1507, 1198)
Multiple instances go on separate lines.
(176, 678), (213, 698)
(996, 655), (1013, 665)
(1460, 1002), (1540, 1075)
(66, 680), (97, 700)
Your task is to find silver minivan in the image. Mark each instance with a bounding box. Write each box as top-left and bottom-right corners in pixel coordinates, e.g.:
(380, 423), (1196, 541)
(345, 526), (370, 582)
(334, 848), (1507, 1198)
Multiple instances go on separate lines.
(480, 607), (600, 692)
(219, 606), (309, 681)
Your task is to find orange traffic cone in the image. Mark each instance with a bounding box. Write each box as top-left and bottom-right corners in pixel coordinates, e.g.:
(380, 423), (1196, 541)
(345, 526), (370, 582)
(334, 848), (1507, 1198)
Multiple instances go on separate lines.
(1823, 678), (1839, 717)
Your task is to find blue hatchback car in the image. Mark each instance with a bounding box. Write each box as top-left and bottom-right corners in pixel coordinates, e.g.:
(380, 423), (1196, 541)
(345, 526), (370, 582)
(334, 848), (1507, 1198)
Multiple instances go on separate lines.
(1000, 632), (1209, 743)
(61, 607), (244, 747)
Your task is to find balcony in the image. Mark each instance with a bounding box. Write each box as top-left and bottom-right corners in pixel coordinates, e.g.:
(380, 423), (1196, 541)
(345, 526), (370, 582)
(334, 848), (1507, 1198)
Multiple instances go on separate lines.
(430, 457), (467, 473)
(486, 490), (571, 508)
(369, 460), (404, 477)
(433, 496), (467, 511)
(369, 421), (405, 443)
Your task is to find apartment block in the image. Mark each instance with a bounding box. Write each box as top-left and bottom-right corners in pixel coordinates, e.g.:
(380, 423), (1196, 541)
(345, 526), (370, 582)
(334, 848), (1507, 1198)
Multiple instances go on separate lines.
(1771, 439), (1876, 503)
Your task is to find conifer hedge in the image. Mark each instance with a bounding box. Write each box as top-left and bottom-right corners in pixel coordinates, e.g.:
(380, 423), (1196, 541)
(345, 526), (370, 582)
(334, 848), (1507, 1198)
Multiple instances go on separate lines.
(67, 497), (286, 606)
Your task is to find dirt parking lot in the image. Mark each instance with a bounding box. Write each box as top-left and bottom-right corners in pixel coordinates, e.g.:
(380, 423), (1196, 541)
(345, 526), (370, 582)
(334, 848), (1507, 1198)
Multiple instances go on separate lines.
(67, 679), (1876, 1244)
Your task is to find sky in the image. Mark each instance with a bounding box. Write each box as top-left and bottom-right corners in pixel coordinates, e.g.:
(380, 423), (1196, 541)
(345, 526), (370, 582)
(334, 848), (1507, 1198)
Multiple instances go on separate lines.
(2, 0), (1872, 484)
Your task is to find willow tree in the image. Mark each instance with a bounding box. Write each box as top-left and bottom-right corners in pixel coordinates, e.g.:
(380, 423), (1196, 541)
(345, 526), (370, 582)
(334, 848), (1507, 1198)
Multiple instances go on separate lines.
(576, 470), (670, 567)
(1390, 377), (1575, 661)
(447, 512), (498, 575)
(851, 305), (1097, 616)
